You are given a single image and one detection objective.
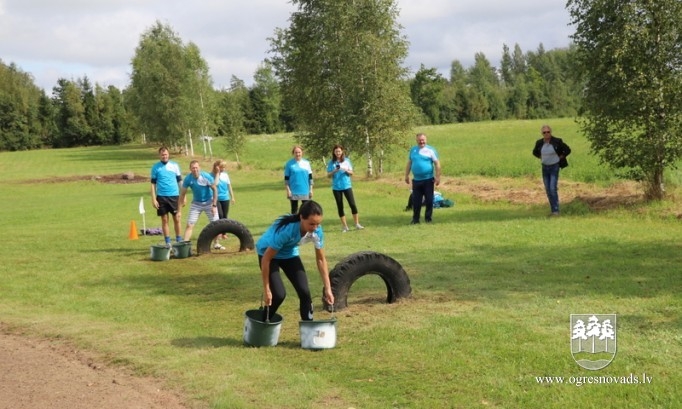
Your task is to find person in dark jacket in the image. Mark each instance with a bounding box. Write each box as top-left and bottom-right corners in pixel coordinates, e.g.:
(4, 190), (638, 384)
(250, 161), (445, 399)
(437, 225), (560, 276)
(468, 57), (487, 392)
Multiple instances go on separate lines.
(532, 125), (571, 216)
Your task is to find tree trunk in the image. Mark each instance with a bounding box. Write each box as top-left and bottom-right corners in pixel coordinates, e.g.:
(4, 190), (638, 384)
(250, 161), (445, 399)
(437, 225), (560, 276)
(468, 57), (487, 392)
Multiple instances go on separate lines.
(645, 168), (665, 200)
(366, 152), (373, 177)
(365, 130), (373, 177)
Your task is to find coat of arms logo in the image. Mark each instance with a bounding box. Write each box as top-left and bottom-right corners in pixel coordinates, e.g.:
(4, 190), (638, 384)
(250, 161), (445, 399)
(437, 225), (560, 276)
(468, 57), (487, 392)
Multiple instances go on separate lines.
(570, 314), (617, 370)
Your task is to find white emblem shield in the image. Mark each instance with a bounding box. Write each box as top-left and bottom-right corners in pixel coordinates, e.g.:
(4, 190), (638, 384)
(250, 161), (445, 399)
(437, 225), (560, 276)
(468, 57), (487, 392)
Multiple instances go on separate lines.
(570, 314), (617, 370)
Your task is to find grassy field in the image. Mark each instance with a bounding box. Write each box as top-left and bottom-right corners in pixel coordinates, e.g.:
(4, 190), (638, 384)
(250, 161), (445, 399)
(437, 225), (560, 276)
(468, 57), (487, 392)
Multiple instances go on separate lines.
(1, 118), (680, 409)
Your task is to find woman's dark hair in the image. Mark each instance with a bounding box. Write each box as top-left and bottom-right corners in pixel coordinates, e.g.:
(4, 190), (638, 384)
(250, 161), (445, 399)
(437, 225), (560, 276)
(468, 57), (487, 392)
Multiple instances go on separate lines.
(331, 144), (345, 162)
(275, 200), (324, 232)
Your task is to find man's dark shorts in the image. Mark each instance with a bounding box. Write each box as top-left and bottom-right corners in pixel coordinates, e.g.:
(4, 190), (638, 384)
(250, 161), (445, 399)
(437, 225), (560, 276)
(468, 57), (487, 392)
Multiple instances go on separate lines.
(156, 196), (179, 216)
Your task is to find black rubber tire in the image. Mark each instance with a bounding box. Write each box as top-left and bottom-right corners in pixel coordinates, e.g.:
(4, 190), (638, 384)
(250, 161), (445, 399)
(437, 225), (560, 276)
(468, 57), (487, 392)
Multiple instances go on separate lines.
(196, 219), (255, 255)
(324, 251), (411, 311)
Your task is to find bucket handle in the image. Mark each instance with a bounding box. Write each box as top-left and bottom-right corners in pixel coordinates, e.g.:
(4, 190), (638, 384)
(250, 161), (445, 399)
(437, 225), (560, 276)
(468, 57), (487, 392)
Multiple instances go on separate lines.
(259, 293), (271, 323)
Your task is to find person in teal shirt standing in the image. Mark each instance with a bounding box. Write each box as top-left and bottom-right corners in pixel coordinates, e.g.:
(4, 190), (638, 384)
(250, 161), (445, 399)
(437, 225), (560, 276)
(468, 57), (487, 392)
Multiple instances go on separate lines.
(210, 159), (235, 250)
(404, 133), (441, 224)
(150, 146), (183, 246)
(284, 145), (313, 214)
(326, 144), (363, 232)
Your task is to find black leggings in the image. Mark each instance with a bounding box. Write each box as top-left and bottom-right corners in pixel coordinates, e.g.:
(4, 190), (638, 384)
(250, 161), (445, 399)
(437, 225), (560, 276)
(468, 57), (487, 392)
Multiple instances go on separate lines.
(290, 199), (309, 214)
(332, 188), (358, 217)
(217, 200), (230, 219)
(258, 255), (313, 321)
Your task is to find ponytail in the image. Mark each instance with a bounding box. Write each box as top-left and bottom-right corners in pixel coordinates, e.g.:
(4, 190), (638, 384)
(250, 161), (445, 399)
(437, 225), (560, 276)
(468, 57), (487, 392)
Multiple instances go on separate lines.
(275, 201), (324, 232)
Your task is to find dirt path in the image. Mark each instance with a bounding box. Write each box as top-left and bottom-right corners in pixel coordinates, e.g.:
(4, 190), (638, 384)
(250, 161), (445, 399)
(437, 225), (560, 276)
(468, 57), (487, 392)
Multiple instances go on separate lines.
(387, 176), (649, 213)
(0, 327), (192, 409)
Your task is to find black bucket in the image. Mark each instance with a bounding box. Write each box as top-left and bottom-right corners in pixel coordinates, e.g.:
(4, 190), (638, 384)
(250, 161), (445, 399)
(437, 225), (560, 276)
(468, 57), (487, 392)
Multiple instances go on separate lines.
(243, 309), (283, 347)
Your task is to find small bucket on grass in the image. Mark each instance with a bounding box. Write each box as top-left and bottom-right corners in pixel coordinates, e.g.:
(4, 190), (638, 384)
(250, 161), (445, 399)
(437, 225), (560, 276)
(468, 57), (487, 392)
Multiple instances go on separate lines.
(299, 308), (337, 350)
(243, 307), (283, 347)
(172, 241), (192, 258)
(150, 244), (171, 261)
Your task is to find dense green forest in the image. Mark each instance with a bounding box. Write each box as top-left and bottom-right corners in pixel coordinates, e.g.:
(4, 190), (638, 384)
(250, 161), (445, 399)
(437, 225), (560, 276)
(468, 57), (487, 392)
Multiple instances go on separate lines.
(0, 42), (580, 152)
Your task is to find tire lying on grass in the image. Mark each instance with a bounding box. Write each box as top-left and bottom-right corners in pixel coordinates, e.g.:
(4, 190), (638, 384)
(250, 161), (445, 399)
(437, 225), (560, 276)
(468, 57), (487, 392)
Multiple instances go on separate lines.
(196, 219), (255, 255)
(324, 251), (411, 311)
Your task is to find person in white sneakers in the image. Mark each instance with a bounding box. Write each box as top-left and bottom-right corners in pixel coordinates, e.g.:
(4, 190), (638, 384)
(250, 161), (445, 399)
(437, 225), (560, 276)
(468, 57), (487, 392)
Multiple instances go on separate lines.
(210, 159), (235, 250)
(326, 144), (364, 232)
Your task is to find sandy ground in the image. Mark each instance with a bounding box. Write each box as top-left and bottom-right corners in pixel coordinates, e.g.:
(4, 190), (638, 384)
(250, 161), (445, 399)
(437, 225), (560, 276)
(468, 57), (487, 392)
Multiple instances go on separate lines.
(0, 327), (191, 409)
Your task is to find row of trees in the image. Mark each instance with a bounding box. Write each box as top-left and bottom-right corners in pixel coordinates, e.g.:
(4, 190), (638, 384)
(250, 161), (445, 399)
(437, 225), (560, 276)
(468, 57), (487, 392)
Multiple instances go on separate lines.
(2, 0), (680, 199)
(0, 63), (133, 150)
(1, 30), (579, 155)
(410, 43), (581, 126)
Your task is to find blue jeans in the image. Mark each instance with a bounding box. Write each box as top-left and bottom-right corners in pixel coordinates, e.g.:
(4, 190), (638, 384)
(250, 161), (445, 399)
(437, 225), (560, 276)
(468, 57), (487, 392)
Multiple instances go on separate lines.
(542, 163), (560, 213)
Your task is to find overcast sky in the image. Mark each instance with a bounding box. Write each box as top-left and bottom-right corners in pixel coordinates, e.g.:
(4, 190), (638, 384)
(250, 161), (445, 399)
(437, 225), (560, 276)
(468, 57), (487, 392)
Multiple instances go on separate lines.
(0, 0), (574, 92)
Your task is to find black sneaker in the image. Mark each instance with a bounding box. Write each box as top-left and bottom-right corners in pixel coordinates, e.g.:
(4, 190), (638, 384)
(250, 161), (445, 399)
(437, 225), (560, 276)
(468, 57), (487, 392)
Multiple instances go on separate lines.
(410, 220), (420, 225)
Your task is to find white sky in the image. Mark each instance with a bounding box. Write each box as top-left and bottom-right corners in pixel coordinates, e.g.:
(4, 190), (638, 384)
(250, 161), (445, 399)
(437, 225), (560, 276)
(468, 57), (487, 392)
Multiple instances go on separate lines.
(0, 0), (573, 93)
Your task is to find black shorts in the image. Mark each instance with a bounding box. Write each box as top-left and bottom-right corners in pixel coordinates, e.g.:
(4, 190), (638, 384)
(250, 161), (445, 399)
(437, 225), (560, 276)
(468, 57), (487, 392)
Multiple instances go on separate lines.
(156, 196), (179, 216)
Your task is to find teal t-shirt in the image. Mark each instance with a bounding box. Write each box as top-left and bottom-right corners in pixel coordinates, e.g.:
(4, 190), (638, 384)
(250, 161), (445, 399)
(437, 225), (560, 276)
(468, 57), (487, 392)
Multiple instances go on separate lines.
(284, 158), (313, 196)
(409, 145), (439, 181)
(256, 218), (324, 259)
(151, 160), (182, 196)
(326, 158), (353, 190)
(182, 171), (215, 203)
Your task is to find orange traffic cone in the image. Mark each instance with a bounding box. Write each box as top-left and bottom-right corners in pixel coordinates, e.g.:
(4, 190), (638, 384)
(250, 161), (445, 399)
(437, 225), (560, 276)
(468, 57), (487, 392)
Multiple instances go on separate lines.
(129, 220), (139, 240)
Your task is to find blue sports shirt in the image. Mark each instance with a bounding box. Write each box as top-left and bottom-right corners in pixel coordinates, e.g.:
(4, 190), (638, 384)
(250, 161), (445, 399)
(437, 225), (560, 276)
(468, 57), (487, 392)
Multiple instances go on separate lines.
(256, 218), (324, 259)
(326, 158), (353, 191)
(409, 145), (439, 181)
(284, 158), (313, 196)
(182, 171), (215, 203)
(151, 160), (182, 196)
(216, 171), (231, 201)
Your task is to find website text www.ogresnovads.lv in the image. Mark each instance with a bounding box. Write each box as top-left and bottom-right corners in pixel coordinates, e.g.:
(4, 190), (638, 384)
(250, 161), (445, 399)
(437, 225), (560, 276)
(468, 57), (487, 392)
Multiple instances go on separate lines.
(534, 373), (652, 387)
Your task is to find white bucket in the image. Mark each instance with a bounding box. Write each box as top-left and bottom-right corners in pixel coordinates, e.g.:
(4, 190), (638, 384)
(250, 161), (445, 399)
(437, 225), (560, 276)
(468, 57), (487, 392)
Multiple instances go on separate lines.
(299, 318), (337, 350)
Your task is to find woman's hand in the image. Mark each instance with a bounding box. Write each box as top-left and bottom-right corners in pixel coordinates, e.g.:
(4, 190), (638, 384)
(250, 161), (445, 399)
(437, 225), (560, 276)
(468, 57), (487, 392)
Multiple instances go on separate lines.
(261, 248), (278, 307)
(323, 286), (334, 306)
(263, 288), (273, 306)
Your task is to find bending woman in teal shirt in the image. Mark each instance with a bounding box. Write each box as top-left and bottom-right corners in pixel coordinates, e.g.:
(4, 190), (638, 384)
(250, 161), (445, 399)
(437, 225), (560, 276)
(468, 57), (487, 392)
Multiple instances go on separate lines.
(256, 200), (334, 321)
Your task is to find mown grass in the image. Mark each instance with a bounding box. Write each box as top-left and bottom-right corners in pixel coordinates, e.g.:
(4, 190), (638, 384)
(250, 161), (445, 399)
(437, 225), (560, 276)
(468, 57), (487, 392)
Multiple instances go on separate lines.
(0, 118), (680, 409)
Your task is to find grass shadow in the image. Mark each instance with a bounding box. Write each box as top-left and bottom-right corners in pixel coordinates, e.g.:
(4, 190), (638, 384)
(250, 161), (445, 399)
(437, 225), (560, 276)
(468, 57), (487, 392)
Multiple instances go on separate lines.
(171, 336), (238, 348)
(392, 240), (681, 303)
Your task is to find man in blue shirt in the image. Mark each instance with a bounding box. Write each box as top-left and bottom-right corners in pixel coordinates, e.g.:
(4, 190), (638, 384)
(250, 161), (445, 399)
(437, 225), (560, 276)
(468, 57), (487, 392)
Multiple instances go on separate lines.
(179, 160), (218, 241)
(150, 147), (183, 245)
(404, 133), (441, 224)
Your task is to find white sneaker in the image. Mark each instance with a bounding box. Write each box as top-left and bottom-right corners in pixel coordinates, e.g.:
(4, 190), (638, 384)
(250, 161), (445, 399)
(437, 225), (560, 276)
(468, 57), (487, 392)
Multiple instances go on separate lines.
(213, 244), (225, 250)
(355, 224), (364, 230)
(342, 226), (349, 233)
